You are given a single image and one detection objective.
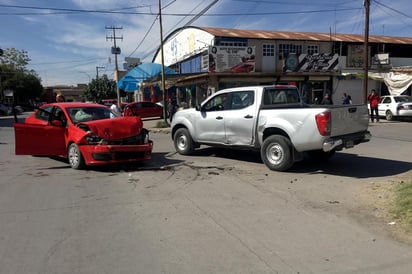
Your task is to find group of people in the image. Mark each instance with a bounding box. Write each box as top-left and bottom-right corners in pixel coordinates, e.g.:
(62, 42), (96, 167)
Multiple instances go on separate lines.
(316, 89), (381, 123)
(57, 89), (380, 123)
(319, 92), (352, 105)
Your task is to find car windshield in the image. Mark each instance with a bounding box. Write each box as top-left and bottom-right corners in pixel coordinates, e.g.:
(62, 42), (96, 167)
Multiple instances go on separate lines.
(67, 107), (118, 123)
(395, 96), (412, 103)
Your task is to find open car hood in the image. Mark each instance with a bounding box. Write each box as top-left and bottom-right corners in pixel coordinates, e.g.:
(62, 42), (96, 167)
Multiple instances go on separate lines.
(78, 117), (143, 140)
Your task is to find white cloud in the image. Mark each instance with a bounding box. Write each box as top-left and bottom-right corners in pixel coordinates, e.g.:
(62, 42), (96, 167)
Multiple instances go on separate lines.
(3, 0), (411, 86)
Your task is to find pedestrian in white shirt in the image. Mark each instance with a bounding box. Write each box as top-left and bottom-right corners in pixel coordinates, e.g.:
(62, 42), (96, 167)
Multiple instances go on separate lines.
(110, 100), (121, 116)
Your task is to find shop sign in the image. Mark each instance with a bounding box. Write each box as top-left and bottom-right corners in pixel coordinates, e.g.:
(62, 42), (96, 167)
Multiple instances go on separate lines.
(284, 53), (339, 72)
(208, 46), (255, 73)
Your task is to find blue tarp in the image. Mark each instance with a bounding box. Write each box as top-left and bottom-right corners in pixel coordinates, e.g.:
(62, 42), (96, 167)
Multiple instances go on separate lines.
(118, 63), (176, 92)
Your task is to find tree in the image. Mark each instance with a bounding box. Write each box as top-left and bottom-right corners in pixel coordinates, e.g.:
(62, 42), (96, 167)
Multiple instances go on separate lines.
(84, 76), (117, 101)
(0, 48), (42, 104)
(0, 48), (30, 70)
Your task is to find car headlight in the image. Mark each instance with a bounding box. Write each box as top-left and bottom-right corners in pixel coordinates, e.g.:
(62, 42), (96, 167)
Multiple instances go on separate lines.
(85, 134), (108, 145)
(139, 129), (150, 144)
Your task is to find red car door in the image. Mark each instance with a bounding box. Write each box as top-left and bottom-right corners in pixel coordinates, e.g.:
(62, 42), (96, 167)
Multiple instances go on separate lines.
(14, 123), (67, 156)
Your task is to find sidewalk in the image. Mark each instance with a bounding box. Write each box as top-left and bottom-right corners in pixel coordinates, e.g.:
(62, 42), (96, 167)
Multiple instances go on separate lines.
(142, 118), (171, 133)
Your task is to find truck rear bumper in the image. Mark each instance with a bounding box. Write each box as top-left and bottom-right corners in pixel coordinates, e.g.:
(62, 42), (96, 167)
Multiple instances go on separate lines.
(323, 131), (371, 152)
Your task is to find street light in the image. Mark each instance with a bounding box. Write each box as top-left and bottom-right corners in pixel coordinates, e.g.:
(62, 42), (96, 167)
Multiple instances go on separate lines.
(80, 72), (91, 82)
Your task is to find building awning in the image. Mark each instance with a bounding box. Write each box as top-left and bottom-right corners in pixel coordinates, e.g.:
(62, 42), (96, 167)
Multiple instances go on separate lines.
(118, 63), (176, 92)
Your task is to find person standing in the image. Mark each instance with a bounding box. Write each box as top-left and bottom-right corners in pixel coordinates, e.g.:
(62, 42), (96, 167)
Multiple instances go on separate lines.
(342, 93), (351, 104)
(168, 97), (178, 123)
(320, 93), (333, 105)
(56, 94), (65, 102)
(367, 89), (380, 122)
(110, 100), (122, 116)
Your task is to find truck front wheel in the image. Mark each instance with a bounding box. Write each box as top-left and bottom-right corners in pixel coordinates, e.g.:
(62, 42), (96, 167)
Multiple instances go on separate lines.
(261, 135), (293, 171)
(173, 128), (195, 155)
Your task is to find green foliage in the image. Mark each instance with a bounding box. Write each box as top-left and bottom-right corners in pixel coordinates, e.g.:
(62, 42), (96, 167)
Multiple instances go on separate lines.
(0, 48), (42, 104)
(84, 76), (117, 101)
(391, 181), (412, 231)
(0, 48), (31, 71)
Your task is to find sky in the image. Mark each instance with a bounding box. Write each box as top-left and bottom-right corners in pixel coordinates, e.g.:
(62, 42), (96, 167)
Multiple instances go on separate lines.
(1, 0), (411, 87)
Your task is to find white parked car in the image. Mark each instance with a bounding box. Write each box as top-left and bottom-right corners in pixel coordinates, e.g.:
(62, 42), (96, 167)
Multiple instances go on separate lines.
(377, 95), (412, 121)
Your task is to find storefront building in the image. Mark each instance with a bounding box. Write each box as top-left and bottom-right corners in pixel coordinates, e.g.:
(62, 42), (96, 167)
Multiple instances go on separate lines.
(151, 26), (412, 106)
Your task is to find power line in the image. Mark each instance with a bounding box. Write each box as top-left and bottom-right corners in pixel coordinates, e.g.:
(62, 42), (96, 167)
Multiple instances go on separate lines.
(374, 0), (412, 20)
(127, 17), (158, 58)
(0, 4), (360, 17)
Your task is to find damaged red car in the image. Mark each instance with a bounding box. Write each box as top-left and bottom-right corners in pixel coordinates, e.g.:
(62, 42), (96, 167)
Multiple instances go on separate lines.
(14, 102), (153, 169)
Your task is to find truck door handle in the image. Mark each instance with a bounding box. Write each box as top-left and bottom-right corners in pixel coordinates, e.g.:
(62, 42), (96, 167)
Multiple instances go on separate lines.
(216, 116), (223, 120)
(244, 114), (253, 119)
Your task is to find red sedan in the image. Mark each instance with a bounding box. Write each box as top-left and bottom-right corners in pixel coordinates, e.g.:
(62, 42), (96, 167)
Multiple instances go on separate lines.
(14, 102), (153, 169)
(123, 101), (164, 118)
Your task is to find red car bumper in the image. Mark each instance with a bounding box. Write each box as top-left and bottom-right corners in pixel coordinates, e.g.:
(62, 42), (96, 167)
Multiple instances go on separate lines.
(79, 141), (153, 166)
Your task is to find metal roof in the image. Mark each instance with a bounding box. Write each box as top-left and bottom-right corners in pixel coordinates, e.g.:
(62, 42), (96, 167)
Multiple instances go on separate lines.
(199, 27), (412, 44)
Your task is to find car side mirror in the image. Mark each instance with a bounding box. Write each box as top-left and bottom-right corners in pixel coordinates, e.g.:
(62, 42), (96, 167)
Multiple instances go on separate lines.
(195, 104), (202, 111)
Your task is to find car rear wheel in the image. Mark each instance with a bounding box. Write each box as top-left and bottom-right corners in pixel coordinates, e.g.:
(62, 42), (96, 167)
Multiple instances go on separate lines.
(173, 128), (195, 155)
(385, 110), (394, 121)
(260, 135), (293, 171)
(68, 143), (85, 169)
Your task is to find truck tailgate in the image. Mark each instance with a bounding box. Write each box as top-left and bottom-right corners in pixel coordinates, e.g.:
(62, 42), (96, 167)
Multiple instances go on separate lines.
(330, 105), (370, 136)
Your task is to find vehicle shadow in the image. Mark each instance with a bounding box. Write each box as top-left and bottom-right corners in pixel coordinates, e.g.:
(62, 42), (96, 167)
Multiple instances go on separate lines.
(82, 152), (183, 172)
(35, 152), (183, 172)
(291, 152), (412, 179)
(20, 148), (412, 179)
(189, 147), (412, 179)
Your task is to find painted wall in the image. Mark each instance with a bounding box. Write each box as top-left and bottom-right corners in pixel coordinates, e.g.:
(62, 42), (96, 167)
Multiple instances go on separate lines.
(154, 28), (214, 66)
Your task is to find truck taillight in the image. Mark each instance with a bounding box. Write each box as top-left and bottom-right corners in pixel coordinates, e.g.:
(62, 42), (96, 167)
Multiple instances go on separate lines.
(315, 111), (331, 136)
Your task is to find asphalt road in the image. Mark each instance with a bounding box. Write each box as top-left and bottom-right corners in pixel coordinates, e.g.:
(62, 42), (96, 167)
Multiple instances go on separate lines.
(0, 114), (412, 274)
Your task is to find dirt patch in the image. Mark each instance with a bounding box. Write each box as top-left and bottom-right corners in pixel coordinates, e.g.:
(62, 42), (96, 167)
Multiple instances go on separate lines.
(359, 170), (412, 244)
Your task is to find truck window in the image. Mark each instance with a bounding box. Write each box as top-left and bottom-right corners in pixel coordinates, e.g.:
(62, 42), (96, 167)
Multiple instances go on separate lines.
(203, 90), (255, 111)
(263, 88), (300, 105)
(203, 93), (229, 111)
(230, 91), (254, 110)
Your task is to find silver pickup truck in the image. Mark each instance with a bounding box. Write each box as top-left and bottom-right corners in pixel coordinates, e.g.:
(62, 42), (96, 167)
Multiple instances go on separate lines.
(171, 85), (371, 171)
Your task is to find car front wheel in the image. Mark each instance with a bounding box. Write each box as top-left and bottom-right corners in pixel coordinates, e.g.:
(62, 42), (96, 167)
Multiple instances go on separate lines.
(261, 135), (293, 171)
(173, 128), (195, 155)
(68, 143), (86, 169)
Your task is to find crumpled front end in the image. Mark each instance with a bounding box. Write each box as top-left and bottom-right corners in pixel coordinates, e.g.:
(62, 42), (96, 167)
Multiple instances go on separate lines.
(72, 117), (153, 165)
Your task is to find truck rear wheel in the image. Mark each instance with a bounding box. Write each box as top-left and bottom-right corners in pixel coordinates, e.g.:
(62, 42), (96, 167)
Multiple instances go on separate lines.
(173, 128), (195, 155)
(261, 135), (293, 171)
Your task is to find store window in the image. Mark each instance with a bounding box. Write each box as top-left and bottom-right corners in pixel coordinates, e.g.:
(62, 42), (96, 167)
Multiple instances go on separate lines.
(279, 44), (302, 60)
(263, 44), (275, 56)
(307, 45), (319, 55)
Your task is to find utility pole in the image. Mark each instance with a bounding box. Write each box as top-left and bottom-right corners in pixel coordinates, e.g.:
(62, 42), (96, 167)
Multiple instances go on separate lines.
(362, 0), (370, 104)
(106, 26), (123, 103)
(96, 66), (105, 79)
(158, 0), (167, 123)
